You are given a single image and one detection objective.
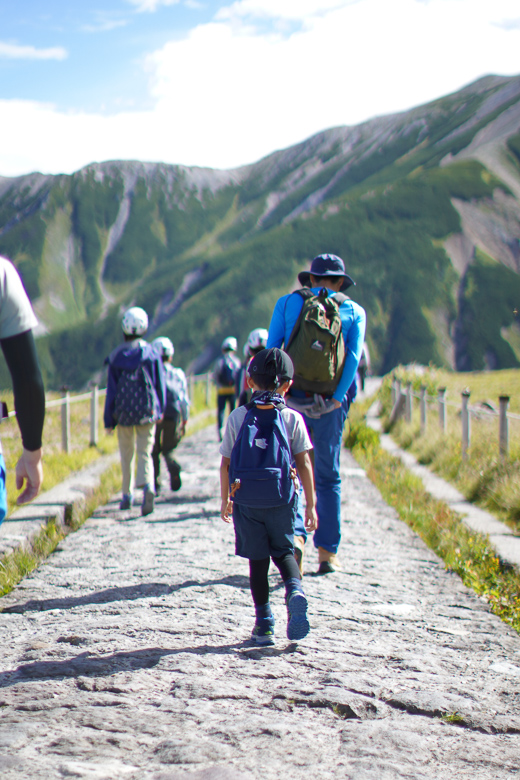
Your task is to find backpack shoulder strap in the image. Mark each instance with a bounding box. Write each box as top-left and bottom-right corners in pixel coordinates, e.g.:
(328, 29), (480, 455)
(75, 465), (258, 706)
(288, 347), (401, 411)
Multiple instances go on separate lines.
(330, 292), (348, 305)
(285, 289), (315, 352)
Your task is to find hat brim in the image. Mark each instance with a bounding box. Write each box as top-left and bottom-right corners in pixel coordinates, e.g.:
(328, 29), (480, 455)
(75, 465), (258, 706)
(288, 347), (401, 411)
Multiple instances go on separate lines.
(298, 271), (355, 292)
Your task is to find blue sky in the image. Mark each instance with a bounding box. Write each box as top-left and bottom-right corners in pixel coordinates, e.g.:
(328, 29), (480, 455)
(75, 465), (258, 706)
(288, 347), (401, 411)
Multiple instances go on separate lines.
(0, 0), (519, 176)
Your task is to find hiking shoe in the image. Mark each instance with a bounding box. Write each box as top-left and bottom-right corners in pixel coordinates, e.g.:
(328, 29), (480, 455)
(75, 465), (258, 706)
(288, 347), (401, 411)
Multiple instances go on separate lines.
(317, 547), (342, 574)
(170, 472), (181, 491)
(251, 617), (275, 646)
(119, 494), (133, 510)
(286, 590), (310, 641)
(293, 535), (305, 576)
(141, 488), (155, 516)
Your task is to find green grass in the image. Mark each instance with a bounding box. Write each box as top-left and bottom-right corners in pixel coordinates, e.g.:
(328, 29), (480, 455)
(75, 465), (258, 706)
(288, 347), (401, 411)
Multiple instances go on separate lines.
(346, 401), (520, 633)
(380, 367), (520, 530)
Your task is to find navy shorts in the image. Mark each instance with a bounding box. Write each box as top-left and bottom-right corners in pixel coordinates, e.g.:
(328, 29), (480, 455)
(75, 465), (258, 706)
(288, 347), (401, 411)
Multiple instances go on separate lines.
(232, 493), (298, 560)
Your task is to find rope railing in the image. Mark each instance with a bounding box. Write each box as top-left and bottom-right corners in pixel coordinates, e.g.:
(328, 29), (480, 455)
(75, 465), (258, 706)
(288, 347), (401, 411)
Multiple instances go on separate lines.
(2, 372), (214, 453)
(391, 377), (517, 460)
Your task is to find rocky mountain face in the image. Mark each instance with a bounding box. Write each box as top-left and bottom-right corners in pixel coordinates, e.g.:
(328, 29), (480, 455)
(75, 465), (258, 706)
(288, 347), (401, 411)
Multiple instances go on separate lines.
(0, 74), (519, 388)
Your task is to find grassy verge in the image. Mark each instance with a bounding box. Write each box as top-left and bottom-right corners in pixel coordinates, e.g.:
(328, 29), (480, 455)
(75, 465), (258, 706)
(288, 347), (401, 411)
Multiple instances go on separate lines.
(0, 463), (121, 598)
(346, 399), (520, 633)
(379, 367), (520, 531)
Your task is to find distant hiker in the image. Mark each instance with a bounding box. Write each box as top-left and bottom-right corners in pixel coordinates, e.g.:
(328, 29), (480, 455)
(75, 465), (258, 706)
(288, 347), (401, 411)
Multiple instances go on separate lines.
(0, 256), (45, 522)
(213, 336), (241, 441)
(236, 327), (268, 407)
(219, 348), (317, 645)
(151, 337), (190, 493)
(357, 342), (370, 392)
(267, 253), (366, 574)
(104, 307), (166, 516)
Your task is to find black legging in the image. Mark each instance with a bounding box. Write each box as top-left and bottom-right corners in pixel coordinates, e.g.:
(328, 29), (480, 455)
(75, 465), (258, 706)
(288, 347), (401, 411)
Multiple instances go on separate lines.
(249, 553), (301, 606)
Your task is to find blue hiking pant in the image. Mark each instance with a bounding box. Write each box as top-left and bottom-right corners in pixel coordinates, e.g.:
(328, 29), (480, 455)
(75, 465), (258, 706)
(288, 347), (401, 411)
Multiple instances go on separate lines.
(294, 396), (350, 553)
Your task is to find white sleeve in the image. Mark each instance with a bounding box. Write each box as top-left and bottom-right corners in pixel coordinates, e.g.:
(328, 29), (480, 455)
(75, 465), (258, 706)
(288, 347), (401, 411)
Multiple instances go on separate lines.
(0, 257), (38, 339)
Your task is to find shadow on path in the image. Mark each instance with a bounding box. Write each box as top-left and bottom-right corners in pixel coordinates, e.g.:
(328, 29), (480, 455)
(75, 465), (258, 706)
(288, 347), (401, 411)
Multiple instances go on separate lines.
(1, 640), (299, 688)
(2, 575), (250, 614)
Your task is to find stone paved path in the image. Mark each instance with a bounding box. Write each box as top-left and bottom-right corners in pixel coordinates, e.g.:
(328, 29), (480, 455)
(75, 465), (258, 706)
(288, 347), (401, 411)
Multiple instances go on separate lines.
(1, 426), (520, 780)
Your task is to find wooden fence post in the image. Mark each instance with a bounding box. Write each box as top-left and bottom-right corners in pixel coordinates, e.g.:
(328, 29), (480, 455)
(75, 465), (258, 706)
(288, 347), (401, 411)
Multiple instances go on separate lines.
(61, 388), (70, 453)
(90, 384), (99, 447)
(438, 387), (447, 433)
(461, 390), (470, 460)
(499, 395), (510, 460)
(420, 385), (427, 433)
(405, 382), (413, 423)
(391, 374), (396, 406)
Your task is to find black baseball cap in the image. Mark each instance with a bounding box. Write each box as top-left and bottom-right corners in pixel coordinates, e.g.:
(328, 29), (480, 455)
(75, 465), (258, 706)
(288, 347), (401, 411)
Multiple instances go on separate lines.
(248, 348), (294, 382)
(298, 253), (355, 292)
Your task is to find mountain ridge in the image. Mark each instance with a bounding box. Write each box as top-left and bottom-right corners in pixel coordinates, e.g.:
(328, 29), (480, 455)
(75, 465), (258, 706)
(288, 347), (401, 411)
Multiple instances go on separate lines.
(0, 73), (519, 388)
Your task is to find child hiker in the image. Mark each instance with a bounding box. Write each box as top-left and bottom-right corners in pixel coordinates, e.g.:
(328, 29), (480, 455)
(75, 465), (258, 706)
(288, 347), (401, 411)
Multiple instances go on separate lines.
(104, 307), (166, 516)
(219, 348), (317, 645)
(151, 337), (190, 493)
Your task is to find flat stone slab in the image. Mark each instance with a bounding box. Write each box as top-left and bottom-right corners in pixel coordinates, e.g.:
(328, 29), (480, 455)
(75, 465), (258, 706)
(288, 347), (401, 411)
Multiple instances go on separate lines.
(0, 453), (119, 559)
(0, 426), (519, 779)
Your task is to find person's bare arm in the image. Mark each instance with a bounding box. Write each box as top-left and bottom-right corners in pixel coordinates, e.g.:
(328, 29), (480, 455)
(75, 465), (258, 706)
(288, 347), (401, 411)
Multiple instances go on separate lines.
(294, 450), (318, 531)
(220, 456), (233, 523)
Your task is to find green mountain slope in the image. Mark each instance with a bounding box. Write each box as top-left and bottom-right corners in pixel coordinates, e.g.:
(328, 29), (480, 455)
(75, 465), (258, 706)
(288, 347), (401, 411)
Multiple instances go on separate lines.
(0, 74), (519, 389)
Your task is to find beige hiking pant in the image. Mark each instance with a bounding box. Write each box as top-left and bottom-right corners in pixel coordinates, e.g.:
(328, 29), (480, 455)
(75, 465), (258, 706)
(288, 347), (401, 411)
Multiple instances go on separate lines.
(117, 423), (156, 495)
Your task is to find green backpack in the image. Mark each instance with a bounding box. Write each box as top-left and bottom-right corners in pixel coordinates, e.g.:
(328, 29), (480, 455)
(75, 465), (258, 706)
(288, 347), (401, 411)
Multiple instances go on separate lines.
(286, 288), (347, 394)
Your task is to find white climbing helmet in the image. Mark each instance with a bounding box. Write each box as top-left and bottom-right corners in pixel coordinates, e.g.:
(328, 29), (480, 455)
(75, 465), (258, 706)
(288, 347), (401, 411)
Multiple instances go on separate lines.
(221, 336), (238, 352)
(244, 327), (268, 358)
(153, 336), (174, 358)
(122, 307), (148, 336)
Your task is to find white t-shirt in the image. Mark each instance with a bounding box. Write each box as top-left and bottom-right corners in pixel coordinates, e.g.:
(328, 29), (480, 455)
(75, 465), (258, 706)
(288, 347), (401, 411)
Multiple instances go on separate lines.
(219, 404), (312, 459)
(0, 257), (38, 339)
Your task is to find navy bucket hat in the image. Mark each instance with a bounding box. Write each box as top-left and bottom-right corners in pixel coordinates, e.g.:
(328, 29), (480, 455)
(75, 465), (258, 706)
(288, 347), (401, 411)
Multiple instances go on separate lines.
(298, 253), (355, 292)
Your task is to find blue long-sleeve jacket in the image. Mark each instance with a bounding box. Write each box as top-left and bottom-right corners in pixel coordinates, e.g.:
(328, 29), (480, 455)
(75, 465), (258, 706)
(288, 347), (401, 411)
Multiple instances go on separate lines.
(266, 288), (366, 403)
(104, 338), (166, 429)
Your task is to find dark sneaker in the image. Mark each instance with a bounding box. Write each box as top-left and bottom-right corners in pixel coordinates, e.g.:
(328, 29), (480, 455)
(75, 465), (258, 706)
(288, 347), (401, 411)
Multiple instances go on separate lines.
(286, 590), (310, 641)
(170, 472), (181, 491)
(251, 617), (275, 646)
(119, 494), (133, 510)
(141, 488), (155, 516)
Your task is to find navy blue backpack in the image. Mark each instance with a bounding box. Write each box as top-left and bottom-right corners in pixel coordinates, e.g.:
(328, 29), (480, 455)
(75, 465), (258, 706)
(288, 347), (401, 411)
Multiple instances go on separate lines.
(228, 403), (296, 508)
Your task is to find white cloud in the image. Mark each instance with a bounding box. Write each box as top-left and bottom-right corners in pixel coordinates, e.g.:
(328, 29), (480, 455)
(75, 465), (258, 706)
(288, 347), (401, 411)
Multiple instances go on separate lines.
(126, 0), (181, 12)
(0, 42), (67, 60)
(217, 0), (358, 23)
(0, 0), (519, 176)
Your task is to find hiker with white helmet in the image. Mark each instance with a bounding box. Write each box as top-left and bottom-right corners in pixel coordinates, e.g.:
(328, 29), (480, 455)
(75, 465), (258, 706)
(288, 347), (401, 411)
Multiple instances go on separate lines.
(213, 336), (241, 441)
(236, 327), (268, 407)
(104, 307), (166, 516)
(151, 336), (190, 494)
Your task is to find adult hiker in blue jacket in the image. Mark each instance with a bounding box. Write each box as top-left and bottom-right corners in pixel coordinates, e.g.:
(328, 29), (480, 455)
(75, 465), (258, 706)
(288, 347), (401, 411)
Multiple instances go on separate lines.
(267, 253), (366, 574)
(104, 307), (166, 516)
